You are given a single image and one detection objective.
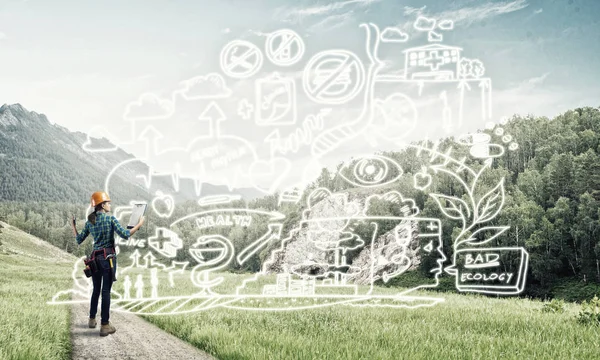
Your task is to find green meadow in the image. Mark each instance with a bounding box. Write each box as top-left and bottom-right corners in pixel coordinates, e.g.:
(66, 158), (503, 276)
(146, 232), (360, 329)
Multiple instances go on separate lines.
(131, 272), (600, 359)
(0, 222), (73, 360)
(2, 223), (600, 360)
(143, 293), (600, 360)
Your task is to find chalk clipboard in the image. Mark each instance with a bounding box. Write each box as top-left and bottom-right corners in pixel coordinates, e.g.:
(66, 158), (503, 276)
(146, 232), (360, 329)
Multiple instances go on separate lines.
(127, 203), (147, 229)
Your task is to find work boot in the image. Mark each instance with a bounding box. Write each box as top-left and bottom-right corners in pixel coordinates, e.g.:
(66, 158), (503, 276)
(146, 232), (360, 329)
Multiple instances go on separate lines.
(99, 322), (116, 336)
(88, 318), (97, 328)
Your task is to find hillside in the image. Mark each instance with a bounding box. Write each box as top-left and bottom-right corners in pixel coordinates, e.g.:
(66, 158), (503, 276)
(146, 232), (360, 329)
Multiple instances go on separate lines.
(299, 106), (600, 300)
(0, 219), (73, 360)
(0, 220), (75, 262)
(0, 103), (261, 204)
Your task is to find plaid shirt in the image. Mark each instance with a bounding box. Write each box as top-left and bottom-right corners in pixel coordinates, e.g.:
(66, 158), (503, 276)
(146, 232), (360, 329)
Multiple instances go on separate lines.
(76, 212), (131, 250)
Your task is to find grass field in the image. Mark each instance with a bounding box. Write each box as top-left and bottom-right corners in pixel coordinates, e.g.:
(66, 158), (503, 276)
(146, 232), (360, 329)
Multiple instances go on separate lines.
(137, 272), (600, 360)
(0, 222), (74, 360)
(2, 221), (600, 359)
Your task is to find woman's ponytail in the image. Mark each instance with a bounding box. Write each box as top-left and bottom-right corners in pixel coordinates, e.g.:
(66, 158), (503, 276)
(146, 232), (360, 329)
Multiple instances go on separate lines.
(87, 203), (104, 225)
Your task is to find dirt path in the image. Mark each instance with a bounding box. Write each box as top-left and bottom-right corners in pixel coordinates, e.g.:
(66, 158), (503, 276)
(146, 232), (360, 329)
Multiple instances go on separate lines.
(71, 301), (215, 360)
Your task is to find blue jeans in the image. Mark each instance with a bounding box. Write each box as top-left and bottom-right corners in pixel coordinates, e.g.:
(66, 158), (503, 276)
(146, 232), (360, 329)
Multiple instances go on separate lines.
(89, 254), (116, 325)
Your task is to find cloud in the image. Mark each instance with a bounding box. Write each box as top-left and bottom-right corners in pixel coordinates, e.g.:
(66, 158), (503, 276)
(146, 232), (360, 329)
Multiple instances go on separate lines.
(176, 73), (232, 100)
(222, 28), (231, 34)
(286, 0), (379, 19)
(525, 72), (550, 86)
(414, 16), (437, 31)
(435, 0), (529, 26)
(278, 0), (381, 29)
(307, 11), (355, 33)
(82, 126), (119, 153)
(123, 93), (174, 121)
(0, 32), (6, 40)
(246, 29), (270, 37)
(404, 6), (426, 16)
(493, 72), (565, 118)
(534, 8), (543, 14)
(401, 0), (529, 30)
(380, 27), (409, 42)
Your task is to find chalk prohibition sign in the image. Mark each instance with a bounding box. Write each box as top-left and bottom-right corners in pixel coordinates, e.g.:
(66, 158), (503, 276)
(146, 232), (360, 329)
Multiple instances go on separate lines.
(220, 40), (264, 79)
(265, 29), (305, 67)
(303, 50), (365, 105)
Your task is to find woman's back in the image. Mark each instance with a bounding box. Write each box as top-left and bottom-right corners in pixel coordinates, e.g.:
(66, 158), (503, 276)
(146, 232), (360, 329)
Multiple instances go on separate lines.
(77, 212), (131, 250)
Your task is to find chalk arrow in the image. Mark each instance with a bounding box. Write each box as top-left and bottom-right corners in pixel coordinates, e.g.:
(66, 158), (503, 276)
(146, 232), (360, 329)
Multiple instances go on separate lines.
(143, 252), (167, 270)
(138, 125), (164, 158)
(121, 249), (143, 273)
(198, 101), (227, 138)
(237, 223), (283, 265)
(166, 261), (189, 287)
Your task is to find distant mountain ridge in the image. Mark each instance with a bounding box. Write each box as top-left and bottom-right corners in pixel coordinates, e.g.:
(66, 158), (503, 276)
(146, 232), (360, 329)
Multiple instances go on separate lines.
(0, 103), (262, 205)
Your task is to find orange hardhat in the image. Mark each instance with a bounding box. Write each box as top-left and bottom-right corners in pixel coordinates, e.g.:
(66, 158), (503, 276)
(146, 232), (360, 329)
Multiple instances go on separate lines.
(91, 191), (111, 207)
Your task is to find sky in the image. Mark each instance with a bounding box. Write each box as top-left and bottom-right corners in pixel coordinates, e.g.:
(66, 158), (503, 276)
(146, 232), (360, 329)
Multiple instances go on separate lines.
(1, 0), (599, 192)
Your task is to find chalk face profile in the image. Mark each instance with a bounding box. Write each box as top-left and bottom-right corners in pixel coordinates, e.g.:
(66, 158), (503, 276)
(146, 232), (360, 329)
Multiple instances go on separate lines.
(55, 17), (530, 314)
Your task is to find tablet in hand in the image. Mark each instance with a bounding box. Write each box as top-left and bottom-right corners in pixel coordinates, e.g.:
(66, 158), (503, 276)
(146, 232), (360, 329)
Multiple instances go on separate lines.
(128, 203), (147, 229)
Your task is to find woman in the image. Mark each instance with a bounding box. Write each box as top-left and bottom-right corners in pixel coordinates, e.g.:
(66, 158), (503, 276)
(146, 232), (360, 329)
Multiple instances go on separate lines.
(71, 191), (145, 336)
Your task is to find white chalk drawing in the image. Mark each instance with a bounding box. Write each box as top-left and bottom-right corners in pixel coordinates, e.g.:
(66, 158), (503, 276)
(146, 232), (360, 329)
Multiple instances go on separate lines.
(414, 16), (436, 32)
(255, 72), (297, 126)
(123, 93), (174, 121)
(414, 16), (454, 43)
(147, 227), (183, 258)
(50, 18), (530, 314)
(197, 194), (242, 207)
(338, 154), (404, 188)
(151, 268), (159, 298)
(248, 156), (292, 194)
(404, 44), (462, 81)
(308, 23), (382, 157)
(278, 187), (303, 206)
(190, 235), (235, 294)
(440, 90), (453, 132)
(135, 274), (144, 299)
(371, 93), (418, 142)
(220, 40), (264, 79)
(123, 275), (132, 300)
(380, 27), (409, 43)
(176, 73), (232, 100)
(265, 29), (305, 66)
(303, 49), (366, 105)
(413, 168), (433, 191)
(82, 126), (119, 153)
(264, 109), (329, 156)
(151, 191), (175, 218)
(237, 224), (283, 266)
(237, 99), (254, 120)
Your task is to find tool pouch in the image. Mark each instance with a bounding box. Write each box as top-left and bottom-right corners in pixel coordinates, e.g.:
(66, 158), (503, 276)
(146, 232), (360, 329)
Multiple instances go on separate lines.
(83, 256), (99, 277)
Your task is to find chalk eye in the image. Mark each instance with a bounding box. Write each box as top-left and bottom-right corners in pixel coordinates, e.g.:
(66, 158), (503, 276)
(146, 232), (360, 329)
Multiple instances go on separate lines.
(339, 155), (403, 188)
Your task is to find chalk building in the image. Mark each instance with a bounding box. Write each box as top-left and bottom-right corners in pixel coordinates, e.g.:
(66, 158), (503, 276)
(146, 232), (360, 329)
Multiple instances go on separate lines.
(403, 44), (463, 81)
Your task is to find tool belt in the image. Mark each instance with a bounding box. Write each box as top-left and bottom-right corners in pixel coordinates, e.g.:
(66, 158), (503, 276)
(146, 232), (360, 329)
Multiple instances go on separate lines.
(91, 247), (116, 258)
(83, 247), (116, 278)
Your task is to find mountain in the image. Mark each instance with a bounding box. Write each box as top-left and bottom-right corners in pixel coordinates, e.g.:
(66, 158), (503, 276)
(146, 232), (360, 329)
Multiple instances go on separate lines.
(0, 103), (262, 205)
